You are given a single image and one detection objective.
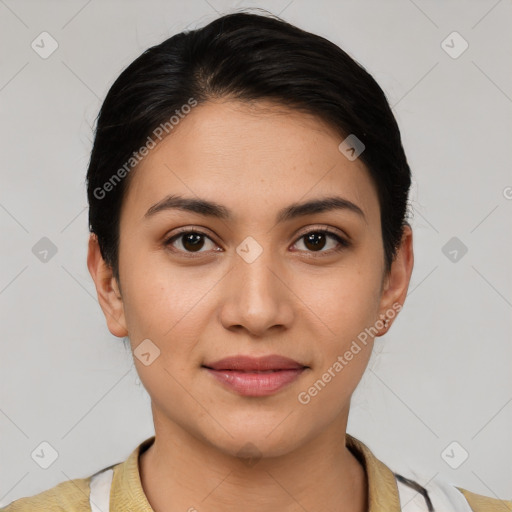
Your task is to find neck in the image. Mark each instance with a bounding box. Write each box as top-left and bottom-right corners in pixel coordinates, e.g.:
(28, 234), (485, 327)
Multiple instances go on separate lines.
(139, 413), (368, 512)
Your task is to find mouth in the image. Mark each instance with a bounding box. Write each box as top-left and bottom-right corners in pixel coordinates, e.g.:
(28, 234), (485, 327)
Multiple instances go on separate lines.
(203, 354), (308, 372)
(204, 369), (289, 373)
(202, 354), (309, 396)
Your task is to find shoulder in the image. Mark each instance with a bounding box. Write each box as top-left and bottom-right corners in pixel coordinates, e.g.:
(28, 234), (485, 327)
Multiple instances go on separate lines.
(346, 434), (511, 512)
(396, 471), (512, 512)
(1, 437), (152, 512)
(456, 486), (512, 512)
(0, 475), (91, 511)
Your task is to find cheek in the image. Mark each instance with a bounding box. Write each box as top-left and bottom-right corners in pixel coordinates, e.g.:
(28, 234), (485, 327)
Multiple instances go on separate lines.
(299, 254), (382, 391)
(306, 260), (383, 340)
(297, 277), (378, 412)
(122, 274), (205, 408)
(119, 246), (209, 340)
(119, 260), (220, 395)
(296, 348), (371, 419)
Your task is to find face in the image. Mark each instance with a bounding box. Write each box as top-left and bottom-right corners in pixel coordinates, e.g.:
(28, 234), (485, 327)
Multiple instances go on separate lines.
(88, 99), (413, 458)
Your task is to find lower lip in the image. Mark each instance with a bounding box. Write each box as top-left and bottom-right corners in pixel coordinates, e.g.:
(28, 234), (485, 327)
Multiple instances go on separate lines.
(204, 368), (306, 396)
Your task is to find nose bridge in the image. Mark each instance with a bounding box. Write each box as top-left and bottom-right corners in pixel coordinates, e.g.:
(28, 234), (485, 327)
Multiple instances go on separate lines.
(220, 235), (293, 334)
(234, 236), (282, 302)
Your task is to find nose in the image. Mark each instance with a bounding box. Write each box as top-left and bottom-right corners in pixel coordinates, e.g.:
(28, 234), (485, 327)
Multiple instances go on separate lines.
(218, 248), (295, 337)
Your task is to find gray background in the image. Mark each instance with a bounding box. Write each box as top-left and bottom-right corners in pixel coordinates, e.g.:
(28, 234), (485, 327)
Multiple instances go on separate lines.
(1, 0), (511, 505)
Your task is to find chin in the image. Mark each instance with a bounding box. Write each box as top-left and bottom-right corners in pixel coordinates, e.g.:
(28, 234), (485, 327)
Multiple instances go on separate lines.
(220, 437), (298, 462)
(202, 420), (305, 461)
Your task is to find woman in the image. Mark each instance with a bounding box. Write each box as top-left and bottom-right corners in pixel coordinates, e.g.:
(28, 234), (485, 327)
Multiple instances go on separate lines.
(2, 10), (510, 512)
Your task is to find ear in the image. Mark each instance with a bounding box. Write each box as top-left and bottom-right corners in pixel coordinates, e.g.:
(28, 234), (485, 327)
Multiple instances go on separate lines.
(87, 233), (128, 338)
(376, 223), (414, 336)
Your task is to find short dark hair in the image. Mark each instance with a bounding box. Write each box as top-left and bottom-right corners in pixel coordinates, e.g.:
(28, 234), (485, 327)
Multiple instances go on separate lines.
(86, 10), (412, 282)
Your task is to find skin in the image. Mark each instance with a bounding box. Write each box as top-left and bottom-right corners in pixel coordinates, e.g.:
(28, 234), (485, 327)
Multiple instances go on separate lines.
(88, 98), (414, 512)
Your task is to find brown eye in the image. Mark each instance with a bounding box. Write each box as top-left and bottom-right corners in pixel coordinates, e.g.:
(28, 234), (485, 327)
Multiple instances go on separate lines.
(164, 230), (218, 254)
(293, 229), (349, 255)
(163, 227), (350, 258)
(180, 232), (206, 252)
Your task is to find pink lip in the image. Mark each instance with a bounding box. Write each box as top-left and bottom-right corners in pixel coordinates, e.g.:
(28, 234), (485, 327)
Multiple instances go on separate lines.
(202, 355), (308, 397)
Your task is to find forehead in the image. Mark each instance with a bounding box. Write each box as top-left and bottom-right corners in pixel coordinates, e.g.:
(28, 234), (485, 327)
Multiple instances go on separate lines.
(120, 99), (380, 226)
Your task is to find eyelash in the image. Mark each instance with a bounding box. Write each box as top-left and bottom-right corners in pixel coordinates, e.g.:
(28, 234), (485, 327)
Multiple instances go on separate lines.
(163, 226), (351, 258)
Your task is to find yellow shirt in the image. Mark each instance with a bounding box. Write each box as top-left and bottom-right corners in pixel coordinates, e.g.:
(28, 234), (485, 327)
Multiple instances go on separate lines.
(1, 434), (510, 511)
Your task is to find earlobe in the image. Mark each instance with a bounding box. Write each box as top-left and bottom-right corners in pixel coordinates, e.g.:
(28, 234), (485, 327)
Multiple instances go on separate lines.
(376, 224), (414, 336)
(87, 233), (128, 338)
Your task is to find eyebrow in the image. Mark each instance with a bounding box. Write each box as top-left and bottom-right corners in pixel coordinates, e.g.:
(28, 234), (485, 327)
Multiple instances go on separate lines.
(144, 194), (366, 224)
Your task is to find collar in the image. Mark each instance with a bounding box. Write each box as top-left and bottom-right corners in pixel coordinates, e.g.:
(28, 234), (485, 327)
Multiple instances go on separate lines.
(346, 433), (401, 511)
(109, 433), (401, 512)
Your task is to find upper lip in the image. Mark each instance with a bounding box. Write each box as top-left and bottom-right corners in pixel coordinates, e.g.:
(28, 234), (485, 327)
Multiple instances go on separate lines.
(203, 355), (307, 371)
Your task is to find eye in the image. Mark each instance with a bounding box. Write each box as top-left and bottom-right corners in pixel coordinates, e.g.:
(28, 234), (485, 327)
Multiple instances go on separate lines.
(292, 228), (350, 255)
(164, 229), (220, 256)
(163, 226), (350, 258)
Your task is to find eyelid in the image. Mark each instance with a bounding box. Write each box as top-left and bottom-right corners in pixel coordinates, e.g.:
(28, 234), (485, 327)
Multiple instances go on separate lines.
(294, 224), (350, 242)
(169, 225), (217, 239)
(167, 224), (350, 242)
